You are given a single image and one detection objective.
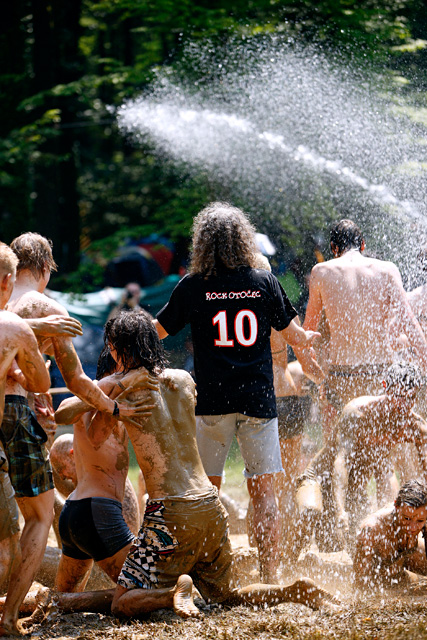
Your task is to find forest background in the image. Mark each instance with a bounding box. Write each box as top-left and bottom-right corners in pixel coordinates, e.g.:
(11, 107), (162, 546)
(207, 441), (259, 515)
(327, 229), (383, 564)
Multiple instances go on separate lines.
(1, 0), (426, 291)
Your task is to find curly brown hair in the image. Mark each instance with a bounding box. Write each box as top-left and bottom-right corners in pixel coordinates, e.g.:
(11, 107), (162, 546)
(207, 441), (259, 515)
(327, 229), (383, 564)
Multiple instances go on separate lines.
(11, 232), (57, 278)
(189, 202), (258, 277)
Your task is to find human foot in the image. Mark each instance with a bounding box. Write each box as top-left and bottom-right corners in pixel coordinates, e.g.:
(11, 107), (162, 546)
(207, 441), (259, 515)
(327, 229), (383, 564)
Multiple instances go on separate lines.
(173, 575), (203, 619)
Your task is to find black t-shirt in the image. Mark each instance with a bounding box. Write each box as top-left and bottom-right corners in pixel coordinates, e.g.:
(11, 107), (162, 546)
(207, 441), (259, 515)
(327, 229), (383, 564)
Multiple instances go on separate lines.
(156, 266), (297, 418)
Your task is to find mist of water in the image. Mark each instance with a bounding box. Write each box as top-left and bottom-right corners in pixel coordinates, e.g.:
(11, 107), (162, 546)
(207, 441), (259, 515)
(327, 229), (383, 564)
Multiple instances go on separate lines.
(117, 38), (427, 282)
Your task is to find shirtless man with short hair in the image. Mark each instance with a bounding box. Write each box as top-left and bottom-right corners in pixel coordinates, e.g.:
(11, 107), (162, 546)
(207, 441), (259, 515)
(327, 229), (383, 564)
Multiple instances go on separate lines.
(0, 243), (51, 602)
(87, 310), (337, 619)
(304, 219), (427, 418)
(354, 480), (427, 591)
(0, 232), (153, 637)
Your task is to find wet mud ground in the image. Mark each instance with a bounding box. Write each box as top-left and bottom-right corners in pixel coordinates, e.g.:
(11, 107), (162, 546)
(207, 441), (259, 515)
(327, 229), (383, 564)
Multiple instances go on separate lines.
(29, 540), (427, 640)
(31, 597), (427, 640)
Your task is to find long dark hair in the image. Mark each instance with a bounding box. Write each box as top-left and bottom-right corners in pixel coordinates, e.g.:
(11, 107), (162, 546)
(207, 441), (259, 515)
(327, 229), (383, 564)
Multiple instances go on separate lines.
(104, 310), (168, 375)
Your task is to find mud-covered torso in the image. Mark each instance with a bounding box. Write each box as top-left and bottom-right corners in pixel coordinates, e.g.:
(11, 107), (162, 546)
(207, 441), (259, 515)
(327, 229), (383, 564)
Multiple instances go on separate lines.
(124, 368), (212, 499)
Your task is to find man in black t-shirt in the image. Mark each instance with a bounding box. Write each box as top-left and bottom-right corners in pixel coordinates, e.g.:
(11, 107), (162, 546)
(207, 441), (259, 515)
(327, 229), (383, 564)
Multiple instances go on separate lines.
(155, 202), (321, 581)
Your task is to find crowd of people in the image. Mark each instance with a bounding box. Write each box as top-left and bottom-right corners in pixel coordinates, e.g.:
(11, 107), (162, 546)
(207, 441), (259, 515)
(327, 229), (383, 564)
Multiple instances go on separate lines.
(1, 203), (427, 635)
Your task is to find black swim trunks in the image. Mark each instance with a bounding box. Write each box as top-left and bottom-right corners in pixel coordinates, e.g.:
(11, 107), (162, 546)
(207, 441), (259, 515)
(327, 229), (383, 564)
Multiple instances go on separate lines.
(59, 497), (135, 561)
(1, 395), (54, 498)
(276, 396), (311, 439)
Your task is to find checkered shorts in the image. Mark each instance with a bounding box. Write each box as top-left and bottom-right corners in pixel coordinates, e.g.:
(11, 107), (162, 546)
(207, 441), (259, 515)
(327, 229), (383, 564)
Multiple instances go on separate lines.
(1, 396), (54, 498)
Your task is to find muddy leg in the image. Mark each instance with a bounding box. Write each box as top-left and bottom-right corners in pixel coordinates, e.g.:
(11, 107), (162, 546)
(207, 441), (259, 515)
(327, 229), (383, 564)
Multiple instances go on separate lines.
(229, 578), (340, 611)
(111, 576), (202, 619)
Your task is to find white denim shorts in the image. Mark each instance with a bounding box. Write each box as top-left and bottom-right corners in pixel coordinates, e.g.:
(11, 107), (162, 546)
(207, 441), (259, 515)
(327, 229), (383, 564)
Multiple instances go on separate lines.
(196, 413), (283, 479)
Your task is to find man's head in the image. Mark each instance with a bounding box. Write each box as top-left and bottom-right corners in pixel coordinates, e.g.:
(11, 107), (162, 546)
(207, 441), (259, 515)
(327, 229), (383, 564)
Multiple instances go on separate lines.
(383, 362), (423, 409)
(394, 480), (427, 536)
(10, 232), (57, 280)
(330, 219), (364, 256)
(190, 202), (258, 277)
(50, 434), (76, 486)
(104, 309), (168, 375)
(0, 243), (18, 307)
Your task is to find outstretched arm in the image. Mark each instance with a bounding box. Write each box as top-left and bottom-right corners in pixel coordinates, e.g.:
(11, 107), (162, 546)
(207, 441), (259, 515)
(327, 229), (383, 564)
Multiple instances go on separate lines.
(153, 319), (169, 339)
(55, 395), (92, 426)
(27, 315), (83, 338)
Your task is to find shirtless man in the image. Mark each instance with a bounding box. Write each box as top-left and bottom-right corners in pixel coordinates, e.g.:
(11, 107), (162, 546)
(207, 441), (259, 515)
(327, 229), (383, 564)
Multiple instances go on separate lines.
(51, 346), (142, 592)
(0, 243), (51, 598)
(0, 232), (153, 637)
(303, 219), (427, 427)
(354, 480), (427, 591)
(84, 310), (337, 618)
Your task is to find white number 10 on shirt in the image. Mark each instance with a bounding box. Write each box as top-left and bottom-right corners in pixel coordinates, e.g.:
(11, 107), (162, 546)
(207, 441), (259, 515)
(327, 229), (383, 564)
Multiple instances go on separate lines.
(212, 310), (258, 347)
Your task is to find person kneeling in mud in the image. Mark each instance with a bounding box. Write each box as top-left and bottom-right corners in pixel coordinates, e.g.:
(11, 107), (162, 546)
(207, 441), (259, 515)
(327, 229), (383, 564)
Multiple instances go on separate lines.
(51, 346), (148, 592)
(354, 480), (427, 591)
(296, 362), (427, 554)
(92, 310), (338, 618)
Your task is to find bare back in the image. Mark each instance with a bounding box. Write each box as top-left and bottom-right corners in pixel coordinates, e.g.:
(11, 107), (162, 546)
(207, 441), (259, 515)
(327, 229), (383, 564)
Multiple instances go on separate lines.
(70, 413), (129, 503)
(6, 288), (71, 395)
(122, 369), (212, 500)
(305, 251), (404, 365)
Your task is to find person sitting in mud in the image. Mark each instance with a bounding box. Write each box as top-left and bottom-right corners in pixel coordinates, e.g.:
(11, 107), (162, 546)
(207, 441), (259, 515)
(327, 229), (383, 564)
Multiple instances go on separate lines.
(50, 346), (150, 592)
(354, 480), (427, 591)
(92, 310), (338, 618)
(297, 362), (427, 552)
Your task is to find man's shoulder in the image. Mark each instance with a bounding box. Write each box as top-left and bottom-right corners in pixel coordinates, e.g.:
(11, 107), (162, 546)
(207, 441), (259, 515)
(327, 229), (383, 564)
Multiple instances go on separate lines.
(10, 289), (68, 318)
(0, 310), (32, 337)
(358, 506), (392, 537)
(161, 368), (195, 388)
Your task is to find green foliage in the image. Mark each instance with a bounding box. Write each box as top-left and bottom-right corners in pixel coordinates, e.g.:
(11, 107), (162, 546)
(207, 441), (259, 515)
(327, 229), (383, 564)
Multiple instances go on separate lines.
(1, 0), (426, 286)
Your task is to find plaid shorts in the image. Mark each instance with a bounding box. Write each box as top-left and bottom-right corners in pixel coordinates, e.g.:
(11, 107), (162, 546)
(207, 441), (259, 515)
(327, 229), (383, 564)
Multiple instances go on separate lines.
(1, 396), (54, 498)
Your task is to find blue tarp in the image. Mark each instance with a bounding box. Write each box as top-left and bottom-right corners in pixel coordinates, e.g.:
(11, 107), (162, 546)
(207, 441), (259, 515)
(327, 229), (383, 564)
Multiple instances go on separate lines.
(47, 274), (181, 327)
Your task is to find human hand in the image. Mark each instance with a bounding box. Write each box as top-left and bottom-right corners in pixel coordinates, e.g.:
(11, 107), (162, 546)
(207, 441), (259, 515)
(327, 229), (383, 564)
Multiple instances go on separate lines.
(115, 394), (156, 419)
(115, 369), (159, 396)
(36, 315), (83, 337)
(46, 314), (83, 337)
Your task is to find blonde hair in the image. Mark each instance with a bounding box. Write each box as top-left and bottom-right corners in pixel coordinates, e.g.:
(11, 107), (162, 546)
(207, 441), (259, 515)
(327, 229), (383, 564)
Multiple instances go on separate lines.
(0, 242), (18, 277)
(11, 232), (57, 278)
(189, 202), (258, 278)
(253, 253), (271, 271)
